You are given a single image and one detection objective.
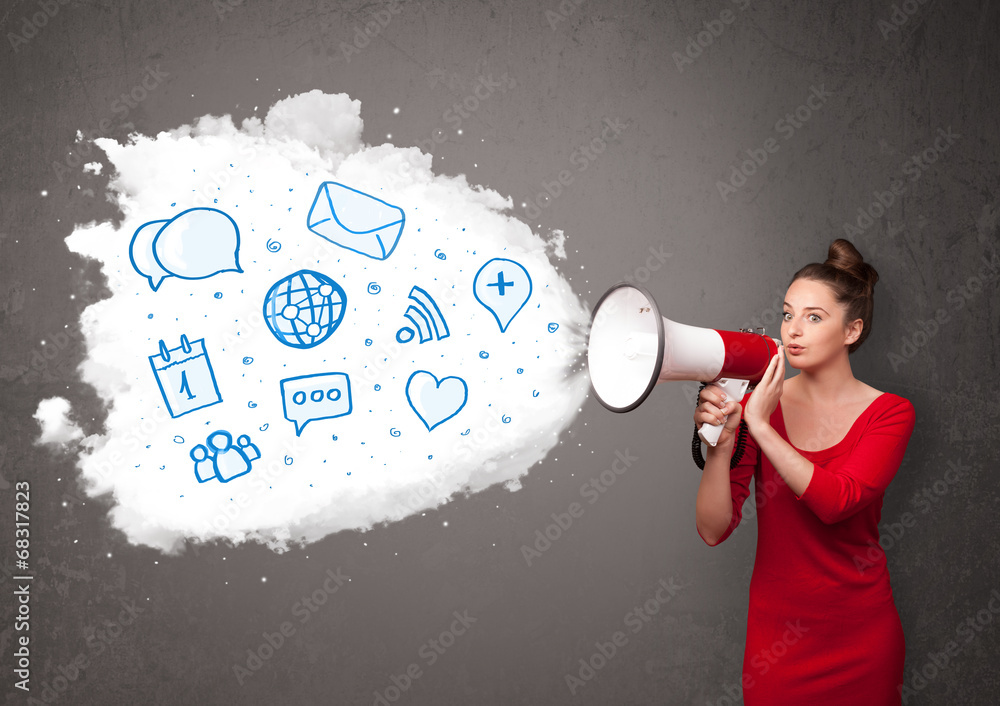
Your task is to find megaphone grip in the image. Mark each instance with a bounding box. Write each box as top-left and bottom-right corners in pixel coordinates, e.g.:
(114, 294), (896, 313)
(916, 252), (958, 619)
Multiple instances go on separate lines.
(697, 377), (749, 447)
(699, 420), (725, 446)
(692, 417), (750, 470)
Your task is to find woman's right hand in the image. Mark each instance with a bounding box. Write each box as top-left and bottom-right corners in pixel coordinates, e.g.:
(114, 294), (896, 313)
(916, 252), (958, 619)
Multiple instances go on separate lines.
(694, 384), (744, 450)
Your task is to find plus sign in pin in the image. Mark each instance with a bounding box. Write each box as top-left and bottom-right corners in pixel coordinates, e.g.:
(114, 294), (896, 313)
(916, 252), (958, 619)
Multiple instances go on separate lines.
(474, 258), (532, 332)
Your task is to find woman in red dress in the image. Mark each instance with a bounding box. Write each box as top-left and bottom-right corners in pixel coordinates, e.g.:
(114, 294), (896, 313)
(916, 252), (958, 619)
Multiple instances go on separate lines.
(694, 239), (916, 705)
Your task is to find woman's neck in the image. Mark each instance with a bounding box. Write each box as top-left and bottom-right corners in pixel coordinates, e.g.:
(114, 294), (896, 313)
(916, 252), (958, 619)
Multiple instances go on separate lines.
(786, 355), (861, 405)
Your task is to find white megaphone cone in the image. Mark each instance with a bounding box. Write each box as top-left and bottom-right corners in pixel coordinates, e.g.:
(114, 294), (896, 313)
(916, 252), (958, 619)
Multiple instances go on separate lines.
(586, 283), (781, 447)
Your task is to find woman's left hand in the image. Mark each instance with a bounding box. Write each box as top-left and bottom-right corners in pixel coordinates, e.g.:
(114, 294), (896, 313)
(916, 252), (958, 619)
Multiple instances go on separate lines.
(743, 345), (784, 432)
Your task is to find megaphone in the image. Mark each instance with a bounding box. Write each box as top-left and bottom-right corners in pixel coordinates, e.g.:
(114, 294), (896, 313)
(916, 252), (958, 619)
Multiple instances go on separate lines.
(586, 282), (781, 447)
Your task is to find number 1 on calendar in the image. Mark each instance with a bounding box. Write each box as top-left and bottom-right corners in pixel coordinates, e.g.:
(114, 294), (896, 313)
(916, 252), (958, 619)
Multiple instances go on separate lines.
(178, 370), (196, 400)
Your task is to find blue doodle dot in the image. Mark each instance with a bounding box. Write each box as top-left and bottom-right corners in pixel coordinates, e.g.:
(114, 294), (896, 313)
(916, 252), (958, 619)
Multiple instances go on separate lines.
(172, 436), (185, 444)
(479, 351), (489, 359)
(374, 384), (381, 391)
(248, 401), (257, 408)
(284, 456), (293, 465)
(390, 428), (401, 437)
(242, 356), (253, 365)
(214, 292), (223, 299)
(547, 322), (559, 333)
(434, 249), (446, 260)
(502, 415), (511, 423)
(367, 282), (381, 294)
(517, 368), (524, 374)
(428, 455), (433, 459)
(147, 313), (153, 319)
(332, 435), (338, 440)
(532, 390), (539, 397)
(259, 423), (269, 431)
(266, 239), (281, 252)
(365, 339), (373, 346)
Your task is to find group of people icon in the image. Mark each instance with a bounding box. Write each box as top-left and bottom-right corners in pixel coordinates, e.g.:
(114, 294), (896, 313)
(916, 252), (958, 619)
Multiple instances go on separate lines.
(190, 430), (260, 483)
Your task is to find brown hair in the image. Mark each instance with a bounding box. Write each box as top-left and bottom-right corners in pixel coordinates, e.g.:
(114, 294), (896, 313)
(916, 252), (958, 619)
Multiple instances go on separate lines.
(789, 239), (879, 354)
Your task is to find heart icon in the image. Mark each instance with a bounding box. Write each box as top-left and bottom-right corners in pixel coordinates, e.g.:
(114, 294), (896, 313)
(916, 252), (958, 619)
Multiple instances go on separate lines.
(406, 370), (469, 431)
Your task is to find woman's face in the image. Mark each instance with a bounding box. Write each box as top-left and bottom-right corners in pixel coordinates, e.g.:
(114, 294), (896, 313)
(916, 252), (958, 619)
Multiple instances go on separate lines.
(780, 278), (862, 369)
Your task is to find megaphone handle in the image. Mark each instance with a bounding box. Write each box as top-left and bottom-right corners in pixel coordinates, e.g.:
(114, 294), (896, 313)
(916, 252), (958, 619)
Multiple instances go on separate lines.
(698, 378), (750, 447)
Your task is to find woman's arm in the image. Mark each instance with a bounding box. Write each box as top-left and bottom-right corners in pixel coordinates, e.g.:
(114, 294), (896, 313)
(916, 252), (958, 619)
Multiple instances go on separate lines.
(695, 439), (738, 546)
(694, 389), (758, 546)
(776, 398), (916, 524)
(746, 424), (814, 498)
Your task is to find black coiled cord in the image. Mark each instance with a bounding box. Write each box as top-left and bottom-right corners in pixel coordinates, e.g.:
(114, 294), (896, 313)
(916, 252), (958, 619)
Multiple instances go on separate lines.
(691, 382), (750, 470)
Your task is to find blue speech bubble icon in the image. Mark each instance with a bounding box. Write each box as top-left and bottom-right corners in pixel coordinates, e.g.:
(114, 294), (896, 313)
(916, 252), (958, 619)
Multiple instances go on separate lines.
(129, 219), (171, 291)
(130, 208), (242, 291)
(474, 258), (532, 333)
(281, 373), (353, 436)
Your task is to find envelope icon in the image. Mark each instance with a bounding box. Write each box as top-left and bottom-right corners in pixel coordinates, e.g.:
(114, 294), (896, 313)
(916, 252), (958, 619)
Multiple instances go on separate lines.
(306, 182), (405, 260)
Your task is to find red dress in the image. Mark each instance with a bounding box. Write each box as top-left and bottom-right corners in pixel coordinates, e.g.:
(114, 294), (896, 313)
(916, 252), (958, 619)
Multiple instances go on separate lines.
(704, 389), (916, 705)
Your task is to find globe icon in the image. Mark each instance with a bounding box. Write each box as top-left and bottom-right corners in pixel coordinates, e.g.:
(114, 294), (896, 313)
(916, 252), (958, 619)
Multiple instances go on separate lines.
(263, 270), (347, 349)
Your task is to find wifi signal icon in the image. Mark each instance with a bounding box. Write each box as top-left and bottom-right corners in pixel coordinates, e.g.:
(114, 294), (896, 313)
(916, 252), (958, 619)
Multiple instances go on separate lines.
(396, 286), (450, 344)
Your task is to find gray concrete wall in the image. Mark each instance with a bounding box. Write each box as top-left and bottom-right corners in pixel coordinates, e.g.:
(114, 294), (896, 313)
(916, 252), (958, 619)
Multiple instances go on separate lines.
(1, 0), (998, 703)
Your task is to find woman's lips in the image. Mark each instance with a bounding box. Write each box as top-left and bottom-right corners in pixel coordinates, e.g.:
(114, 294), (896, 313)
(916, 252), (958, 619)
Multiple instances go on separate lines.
(787, 345), (804, 354)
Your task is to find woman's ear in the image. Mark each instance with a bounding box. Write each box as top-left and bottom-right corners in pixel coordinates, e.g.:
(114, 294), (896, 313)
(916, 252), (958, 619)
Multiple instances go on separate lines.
(844, 318), (863, 345)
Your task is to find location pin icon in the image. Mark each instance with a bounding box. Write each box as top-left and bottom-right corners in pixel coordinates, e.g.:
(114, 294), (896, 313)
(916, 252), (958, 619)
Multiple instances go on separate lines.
(474, 258), (532, 332)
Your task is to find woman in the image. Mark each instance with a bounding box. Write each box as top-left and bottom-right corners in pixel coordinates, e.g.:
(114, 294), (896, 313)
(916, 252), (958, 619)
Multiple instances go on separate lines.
(694, 238), (916, 705)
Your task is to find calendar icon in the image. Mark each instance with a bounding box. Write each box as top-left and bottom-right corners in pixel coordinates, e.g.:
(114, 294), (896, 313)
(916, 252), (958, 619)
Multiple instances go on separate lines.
(149, 335), (223, 418)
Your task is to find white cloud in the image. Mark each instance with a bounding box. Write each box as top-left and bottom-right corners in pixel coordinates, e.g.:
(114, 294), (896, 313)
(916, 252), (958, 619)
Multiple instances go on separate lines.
(34, 397), (83, 445)
(47, 91), (589, 554)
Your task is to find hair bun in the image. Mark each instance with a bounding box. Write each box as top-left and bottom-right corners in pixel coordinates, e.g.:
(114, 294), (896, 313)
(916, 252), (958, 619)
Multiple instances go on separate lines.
(825, 238), (878, 293)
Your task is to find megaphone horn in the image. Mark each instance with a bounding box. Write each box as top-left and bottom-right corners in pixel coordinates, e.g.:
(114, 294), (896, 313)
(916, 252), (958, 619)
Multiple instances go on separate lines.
(586, 283), (781, 447)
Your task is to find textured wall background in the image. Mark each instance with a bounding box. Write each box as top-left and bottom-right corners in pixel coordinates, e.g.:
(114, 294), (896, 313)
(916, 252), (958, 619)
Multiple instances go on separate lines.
(1, 0), (998, 704)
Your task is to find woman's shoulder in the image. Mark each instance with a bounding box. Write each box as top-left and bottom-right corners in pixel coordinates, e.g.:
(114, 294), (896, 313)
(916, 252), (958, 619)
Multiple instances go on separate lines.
(866, 384), (912, 407)
(869, 388), (915, 427)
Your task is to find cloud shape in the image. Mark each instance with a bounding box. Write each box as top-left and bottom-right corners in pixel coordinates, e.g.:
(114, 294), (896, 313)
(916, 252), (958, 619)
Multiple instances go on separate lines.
(46, 90), (589, 553)
(34, 397), (83, 445)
